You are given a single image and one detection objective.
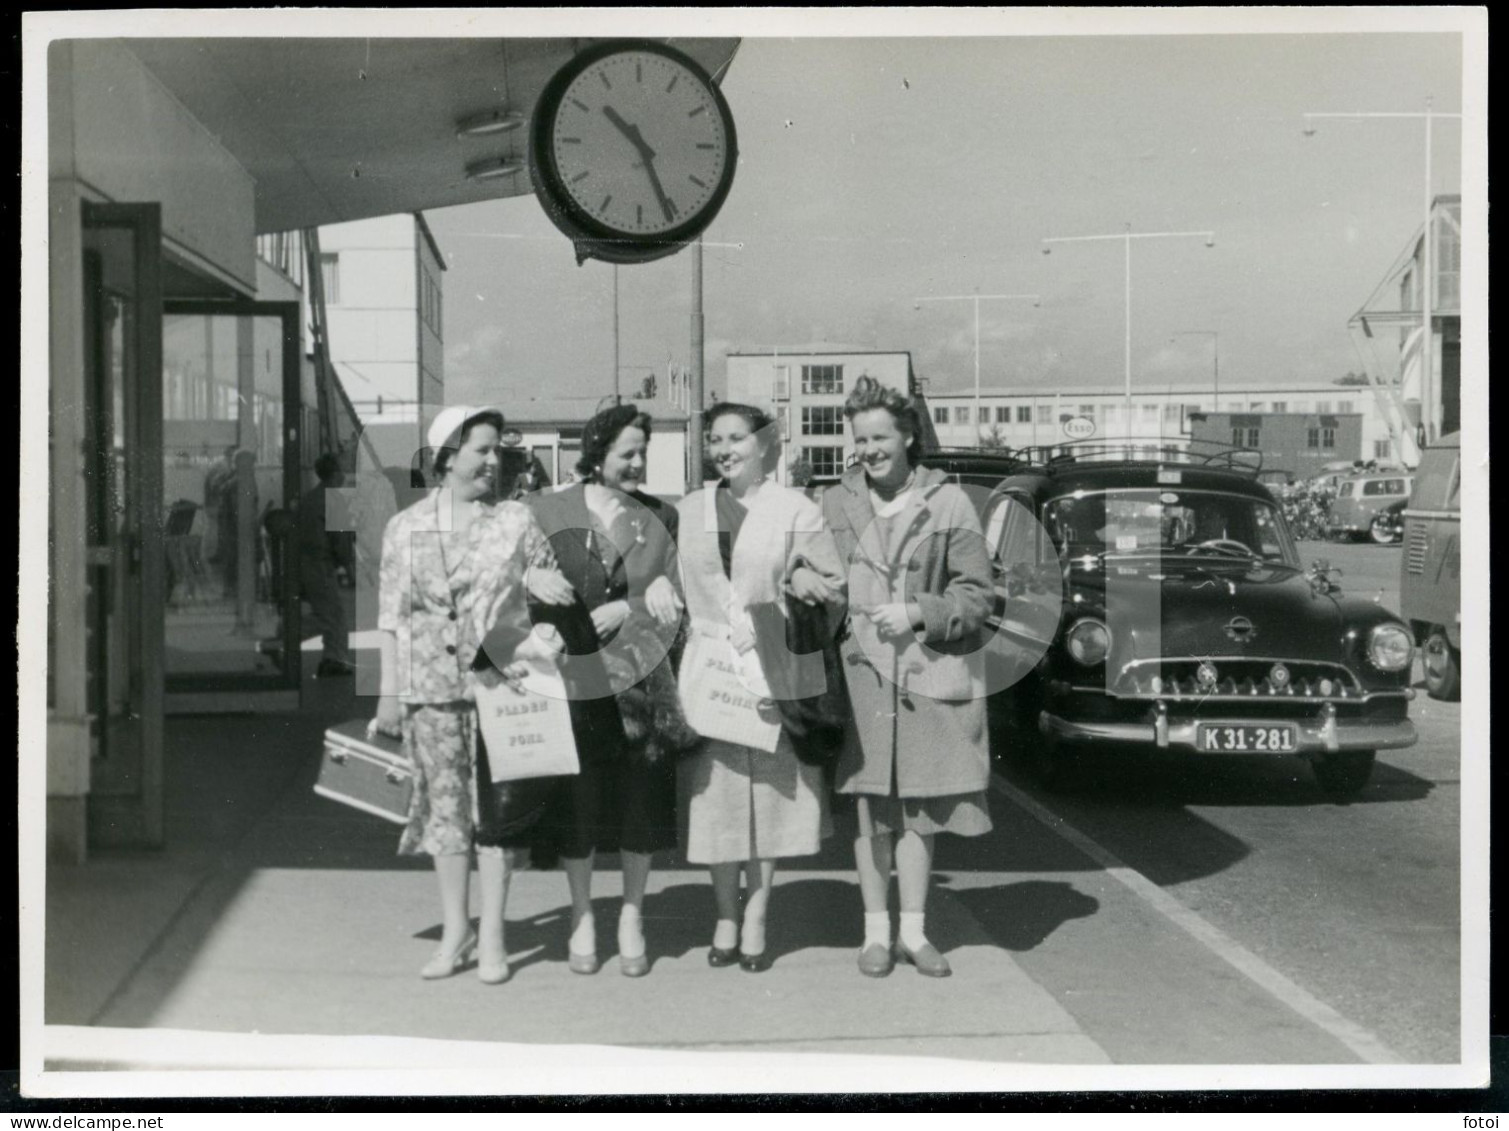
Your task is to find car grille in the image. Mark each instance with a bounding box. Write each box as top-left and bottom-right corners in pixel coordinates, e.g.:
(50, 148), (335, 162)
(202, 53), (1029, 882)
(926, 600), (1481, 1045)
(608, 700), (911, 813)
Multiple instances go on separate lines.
(1113, 658), (1363, 701)
(1406, 519), (1428, 576)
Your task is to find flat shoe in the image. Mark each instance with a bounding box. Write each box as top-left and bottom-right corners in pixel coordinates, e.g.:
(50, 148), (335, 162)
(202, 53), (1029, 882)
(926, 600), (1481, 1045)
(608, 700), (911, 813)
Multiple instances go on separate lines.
(619, 952), (650, 978)
(857, 942), (894, 978)
(568, 951), (601, 975)
(420, 931), (476, 980)
(707, 945), (741, 968)
(739, 951), (773, 973)
(894, 941), (951, 978)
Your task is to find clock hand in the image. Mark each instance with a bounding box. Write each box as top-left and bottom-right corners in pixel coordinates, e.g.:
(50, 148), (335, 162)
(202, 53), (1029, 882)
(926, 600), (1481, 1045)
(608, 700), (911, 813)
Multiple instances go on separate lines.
(601, 105), (656, 160)
(600, 105), (676, 224)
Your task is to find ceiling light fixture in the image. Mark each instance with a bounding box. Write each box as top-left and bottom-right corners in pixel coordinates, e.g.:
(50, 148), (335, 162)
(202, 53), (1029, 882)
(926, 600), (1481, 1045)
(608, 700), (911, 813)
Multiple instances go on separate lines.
(456, 109), (525, 138)
(465, 156), (525, 182)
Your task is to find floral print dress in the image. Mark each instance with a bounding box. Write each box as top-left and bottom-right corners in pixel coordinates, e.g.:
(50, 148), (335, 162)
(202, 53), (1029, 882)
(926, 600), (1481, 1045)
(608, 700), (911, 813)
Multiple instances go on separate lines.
(378, 489), (555, 856)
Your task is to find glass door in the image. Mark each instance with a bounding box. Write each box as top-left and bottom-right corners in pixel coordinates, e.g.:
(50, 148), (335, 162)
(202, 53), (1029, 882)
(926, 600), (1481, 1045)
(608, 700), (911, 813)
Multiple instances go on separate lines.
(161, 301), (302, 700)
(81, 202), (165, 846)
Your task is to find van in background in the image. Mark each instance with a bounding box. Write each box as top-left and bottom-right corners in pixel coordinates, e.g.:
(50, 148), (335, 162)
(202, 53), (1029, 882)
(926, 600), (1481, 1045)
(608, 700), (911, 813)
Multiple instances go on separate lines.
(1400, 432), (1462, 700)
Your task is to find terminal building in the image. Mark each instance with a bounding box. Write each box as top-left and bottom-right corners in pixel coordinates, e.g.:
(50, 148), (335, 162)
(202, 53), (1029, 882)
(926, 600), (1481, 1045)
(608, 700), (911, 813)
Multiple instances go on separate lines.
(922, 381), (1394, 469)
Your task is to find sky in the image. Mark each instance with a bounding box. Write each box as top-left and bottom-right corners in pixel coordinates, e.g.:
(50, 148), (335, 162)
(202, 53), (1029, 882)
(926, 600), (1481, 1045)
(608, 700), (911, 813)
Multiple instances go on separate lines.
(425, 28), (1466, 409)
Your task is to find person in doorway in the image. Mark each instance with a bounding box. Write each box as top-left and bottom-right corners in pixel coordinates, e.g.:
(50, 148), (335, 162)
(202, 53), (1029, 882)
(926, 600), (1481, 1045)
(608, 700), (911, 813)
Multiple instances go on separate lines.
(300, 454), (356, 677)
(521, 404), (685, 978)
(675, 403), (847, 972)
(371, 405), (571, 986)
(820, 376), (995, 979)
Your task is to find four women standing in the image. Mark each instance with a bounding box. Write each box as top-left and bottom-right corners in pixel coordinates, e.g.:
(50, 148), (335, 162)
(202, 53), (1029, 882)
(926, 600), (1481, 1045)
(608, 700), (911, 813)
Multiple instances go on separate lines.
(372, 380), (998, 984)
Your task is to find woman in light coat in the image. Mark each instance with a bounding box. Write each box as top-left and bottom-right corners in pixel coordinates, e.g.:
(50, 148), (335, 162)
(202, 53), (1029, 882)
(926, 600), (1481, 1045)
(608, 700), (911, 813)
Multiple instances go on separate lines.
(820, 376), (995, 979)
(676, 403), (846, 971)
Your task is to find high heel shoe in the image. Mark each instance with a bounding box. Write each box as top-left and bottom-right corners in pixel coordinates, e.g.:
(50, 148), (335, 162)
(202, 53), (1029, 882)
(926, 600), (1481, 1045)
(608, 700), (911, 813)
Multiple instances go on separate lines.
(618, 910), (649, 977)
(477, 947), (511, 985)
(568, 950), (601, 975)
(420, 930), (476, 980)
(738, 950), (773, 973)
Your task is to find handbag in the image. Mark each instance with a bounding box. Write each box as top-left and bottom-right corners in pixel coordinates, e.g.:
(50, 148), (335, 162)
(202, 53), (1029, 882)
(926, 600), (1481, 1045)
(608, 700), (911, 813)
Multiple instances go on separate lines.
(771, 597), (850, 768)
(473, 639), (581, 782)
(677, 617), (783, 753)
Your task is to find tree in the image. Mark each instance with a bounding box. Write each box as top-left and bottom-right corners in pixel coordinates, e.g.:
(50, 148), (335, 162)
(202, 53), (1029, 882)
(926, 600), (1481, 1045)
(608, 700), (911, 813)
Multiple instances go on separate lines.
(1334, 371), (1371, 386)
(980, 423), (1009, 451)
(787, 455), (814, 488)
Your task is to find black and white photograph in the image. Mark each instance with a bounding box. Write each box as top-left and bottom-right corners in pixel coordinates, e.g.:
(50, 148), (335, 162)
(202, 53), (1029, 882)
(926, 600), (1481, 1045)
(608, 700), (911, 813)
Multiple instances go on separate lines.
(18, 7), (1489, 1102)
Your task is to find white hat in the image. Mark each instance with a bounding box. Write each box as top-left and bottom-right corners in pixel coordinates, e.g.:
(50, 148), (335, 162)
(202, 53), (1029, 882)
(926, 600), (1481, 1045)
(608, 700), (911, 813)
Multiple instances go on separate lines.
(427, 404), (502, 452)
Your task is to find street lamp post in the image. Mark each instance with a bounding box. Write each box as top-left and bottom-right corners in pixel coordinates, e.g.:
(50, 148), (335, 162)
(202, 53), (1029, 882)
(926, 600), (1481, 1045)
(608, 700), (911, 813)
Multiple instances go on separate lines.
(1170, 329), (1220, 412)
(913, 292), (1039, 448)
(1042, 226), (1215, 441)
(1302, 99), (1462, 445)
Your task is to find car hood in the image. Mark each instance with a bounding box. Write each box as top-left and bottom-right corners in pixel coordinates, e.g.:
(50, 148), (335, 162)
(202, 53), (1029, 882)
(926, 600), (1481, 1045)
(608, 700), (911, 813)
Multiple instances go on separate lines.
(1066, 559), (1353, 664)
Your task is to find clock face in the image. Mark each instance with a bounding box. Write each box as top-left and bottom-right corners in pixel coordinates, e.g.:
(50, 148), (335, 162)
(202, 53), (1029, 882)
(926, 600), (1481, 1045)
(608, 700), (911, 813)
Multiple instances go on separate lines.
(536, 42), (736, 247)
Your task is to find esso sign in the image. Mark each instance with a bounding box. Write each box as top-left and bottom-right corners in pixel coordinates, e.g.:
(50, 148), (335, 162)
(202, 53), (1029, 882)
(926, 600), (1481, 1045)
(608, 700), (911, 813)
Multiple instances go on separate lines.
(499, 429), (524, 448)
(1062, 415), (1097, 440)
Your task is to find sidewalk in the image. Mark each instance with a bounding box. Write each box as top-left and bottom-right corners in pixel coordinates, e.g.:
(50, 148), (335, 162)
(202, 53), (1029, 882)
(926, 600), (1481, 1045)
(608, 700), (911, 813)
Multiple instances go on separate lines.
(42, 648), (1111, 1077)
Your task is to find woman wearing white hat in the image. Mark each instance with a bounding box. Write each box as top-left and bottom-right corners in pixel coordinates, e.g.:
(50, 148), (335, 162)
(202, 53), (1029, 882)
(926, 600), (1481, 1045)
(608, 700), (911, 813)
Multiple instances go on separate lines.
(371, 405), (572, 985)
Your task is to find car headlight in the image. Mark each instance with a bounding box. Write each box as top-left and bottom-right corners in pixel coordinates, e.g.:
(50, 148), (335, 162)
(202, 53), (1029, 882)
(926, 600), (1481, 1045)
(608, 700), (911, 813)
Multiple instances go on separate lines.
(1066, 619), (1111, 667)
(1367, 623), (1413, 672)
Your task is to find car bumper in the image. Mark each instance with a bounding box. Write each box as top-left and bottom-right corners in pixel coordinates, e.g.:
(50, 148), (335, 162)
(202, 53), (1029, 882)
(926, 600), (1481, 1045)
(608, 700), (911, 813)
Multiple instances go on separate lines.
(1039, 710), (1417, 754)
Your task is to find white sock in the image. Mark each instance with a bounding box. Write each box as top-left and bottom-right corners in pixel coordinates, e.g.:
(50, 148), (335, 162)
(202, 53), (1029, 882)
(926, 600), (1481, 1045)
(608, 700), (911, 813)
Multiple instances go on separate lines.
(863, 912), (891, 950)
(618, 905), (645, 958)
(569, 910), (595, 956)
(899, 912), (928, 950)
(712, 918), (739, 949)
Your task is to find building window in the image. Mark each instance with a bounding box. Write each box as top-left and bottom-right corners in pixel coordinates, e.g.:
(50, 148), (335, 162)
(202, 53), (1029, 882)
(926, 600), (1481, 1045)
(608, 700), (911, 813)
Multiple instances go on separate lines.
(934, 407), (950, 425)
(1338, 400), (1355, 413)
(1038, 404), (1053, 423)
(776, 407), (790, 439)
(1246, 427), (1261, 447)
(1307, 428), (1321, 449)
(996, 406), (1011, 424)
(1231, 428), (1244, 447)
(1142, 404), (1159, 422)
(319, 253), (340, 304)
(1270, 401), (1287, 413)
(801, 406), (843, 436)
(1162, 403), (1181, 425)
(957, 406), (971, 425)
(1078, 404), (1096, 420)
(420, 271), (442, 338)
(772, 366), (790, 399)
(805, 446), (844, 479)
(1316, 400), (1332, 414)
(1322, 427), (1336, 449)
(801, 364), (844, 395)
(1374, 438), (1392, 460)
(1015, 405), (1031, 423)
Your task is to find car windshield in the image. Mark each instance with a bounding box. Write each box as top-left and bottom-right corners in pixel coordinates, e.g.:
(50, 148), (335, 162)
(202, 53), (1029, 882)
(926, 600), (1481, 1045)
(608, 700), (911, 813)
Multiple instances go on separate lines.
(1043, 488), (1299, 566)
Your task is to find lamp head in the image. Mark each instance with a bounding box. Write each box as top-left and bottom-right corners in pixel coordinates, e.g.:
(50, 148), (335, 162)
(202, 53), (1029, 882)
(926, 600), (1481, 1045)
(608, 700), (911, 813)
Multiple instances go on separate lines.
(1041, 246), (1052, 257)
(1204, 237), (1216, 249)
(1302, 125), (1317, 138)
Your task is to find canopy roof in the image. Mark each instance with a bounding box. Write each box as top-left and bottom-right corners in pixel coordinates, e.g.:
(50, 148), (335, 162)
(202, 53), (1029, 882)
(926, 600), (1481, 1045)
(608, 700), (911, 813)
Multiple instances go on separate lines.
(125, 37), (740, 233)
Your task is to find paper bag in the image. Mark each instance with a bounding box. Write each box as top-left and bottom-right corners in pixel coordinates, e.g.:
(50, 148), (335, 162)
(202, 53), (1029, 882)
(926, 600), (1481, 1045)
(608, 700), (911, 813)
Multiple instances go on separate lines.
(677, 618), (783, 753)
(474, 632), (580, 782)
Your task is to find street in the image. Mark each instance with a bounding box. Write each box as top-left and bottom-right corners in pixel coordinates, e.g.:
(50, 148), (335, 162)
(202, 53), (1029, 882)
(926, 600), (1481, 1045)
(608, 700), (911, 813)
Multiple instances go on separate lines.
(974, 537), (1461, 1063)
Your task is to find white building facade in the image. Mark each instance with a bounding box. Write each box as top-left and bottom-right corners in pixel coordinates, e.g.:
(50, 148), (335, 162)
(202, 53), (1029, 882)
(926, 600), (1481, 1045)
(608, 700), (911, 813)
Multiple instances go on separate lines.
(318, 213), (446, 471)
(925, 381), (1397, 465)
(724, 348), (920, 485)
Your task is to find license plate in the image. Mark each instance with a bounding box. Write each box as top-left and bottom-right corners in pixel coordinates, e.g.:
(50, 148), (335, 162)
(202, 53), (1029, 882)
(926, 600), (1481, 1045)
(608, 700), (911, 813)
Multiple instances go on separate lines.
(1197, 723), (1298, 753)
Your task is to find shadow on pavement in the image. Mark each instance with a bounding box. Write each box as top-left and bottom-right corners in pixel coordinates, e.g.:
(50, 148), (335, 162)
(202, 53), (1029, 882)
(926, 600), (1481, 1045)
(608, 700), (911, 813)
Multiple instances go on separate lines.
(941, 879), (1100, 952)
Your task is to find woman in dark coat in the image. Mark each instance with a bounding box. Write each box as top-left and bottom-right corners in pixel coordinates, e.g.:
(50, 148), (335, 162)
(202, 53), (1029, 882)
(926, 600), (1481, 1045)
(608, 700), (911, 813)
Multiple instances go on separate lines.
(522, 405), (685, 977)
(821, 376), (995, 980)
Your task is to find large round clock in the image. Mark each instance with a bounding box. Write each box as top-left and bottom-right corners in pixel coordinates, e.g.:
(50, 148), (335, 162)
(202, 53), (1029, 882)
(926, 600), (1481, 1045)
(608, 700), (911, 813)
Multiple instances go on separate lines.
(530, 39), (738, 265)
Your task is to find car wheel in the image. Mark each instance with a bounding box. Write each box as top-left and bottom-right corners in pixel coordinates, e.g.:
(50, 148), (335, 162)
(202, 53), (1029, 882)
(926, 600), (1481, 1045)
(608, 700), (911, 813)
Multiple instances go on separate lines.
(1369, 517), (1397, 544)
(1422, 626), (1461, 701)
(1311, 750), (1375, 798)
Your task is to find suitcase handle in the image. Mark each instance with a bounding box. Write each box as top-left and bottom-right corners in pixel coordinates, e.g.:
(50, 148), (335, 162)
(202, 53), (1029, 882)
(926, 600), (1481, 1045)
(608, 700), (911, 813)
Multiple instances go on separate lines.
(330, 750), (348, 765)
(386, 769), (403, 785)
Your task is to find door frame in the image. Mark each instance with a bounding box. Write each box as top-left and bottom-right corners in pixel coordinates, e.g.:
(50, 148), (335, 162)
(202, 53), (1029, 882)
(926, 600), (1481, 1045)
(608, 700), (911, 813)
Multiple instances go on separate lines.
(161, 299), (304, 706)
(80, 201), (165, 848)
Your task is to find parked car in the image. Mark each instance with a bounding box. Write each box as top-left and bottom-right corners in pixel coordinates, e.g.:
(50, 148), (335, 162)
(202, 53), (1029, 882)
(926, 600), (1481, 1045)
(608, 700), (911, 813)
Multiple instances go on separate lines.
(1325, 471), (1414, 541)
(976, 443), (1418, 797)
(917, 447), (1025, 493)
(1400, 432), (1461, 700)
(1367, 497), (1407, 545)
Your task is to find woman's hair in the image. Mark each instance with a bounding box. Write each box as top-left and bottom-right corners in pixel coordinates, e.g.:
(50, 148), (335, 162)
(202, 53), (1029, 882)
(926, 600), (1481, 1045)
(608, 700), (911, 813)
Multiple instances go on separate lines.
(842, 374), (925, 462)
(431, 409), (506, 482)
(577, 404), (653, 481)
(706, 401), (782, 475)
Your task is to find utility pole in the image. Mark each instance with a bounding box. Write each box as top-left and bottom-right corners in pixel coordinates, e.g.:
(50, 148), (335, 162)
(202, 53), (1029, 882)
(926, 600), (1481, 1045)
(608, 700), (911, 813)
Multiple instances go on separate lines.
(689, 236), (705, 491)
